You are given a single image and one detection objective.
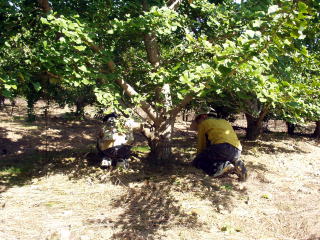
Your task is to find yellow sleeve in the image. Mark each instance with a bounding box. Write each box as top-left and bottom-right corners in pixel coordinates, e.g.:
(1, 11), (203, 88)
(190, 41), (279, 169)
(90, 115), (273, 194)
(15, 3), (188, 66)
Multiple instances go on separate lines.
(197, 125), (206, 153)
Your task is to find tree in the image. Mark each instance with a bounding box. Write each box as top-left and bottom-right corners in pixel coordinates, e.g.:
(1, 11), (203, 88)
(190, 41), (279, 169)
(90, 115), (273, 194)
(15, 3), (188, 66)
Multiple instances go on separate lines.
(178, 0), (319, 140)
(1, 0), (318, 163)
(0, 0), (101, 117)
(97, 0), (319, 153)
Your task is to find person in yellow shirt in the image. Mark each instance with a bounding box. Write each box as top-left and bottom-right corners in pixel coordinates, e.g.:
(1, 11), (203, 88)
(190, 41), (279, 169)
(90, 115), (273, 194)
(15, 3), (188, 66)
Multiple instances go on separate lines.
(190, 113), (247, 181)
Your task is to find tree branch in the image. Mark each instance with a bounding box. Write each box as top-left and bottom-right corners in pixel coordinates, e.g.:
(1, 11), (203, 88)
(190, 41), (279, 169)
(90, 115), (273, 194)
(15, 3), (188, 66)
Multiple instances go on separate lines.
(257, 104), (270, 123)
(168, 94), (194, 120)
(115, 78), (159, 123)
(82, 39), (160, 124)
(160, 93), (194, 129)
(167, 0), (183, 10)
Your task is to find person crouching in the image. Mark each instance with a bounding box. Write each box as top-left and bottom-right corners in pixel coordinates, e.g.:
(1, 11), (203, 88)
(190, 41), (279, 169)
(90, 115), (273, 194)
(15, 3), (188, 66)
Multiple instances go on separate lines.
(190, 113), (247, 181)
(97, 112), (134, 169)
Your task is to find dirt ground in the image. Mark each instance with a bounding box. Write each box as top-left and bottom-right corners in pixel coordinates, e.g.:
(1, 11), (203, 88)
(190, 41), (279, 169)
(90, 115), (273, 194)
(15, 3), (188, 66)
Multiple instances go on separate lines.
(1, 100), (320, 240)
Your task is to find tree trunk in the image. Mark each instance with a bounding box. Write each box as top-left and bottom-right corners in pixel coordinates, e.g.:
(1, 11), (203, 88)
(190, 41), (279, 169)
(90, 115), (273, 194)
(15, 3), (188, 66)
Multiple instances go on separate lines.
(313, 121), (320, 138)
(75, 100), (85, 116)
(286, 122), (296, 135)
(141, 119), (174, 165)
(0, 95), (5, 110)
(245, 113), (264, 140)
(182, 109), (190, 121)
(148, 129), (173, 165)
(142, 0), (175, 163)
(38, 0), (51, 13)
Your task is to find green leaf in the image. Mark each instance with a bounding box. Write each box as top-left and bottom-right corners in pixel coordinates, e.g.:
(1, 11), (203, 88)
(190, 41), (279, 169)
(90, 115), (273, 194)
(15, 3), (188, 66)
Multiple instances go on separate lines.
(81, 79), (91, 84)
(59, 37), (66, 43)
(32, 82), (42, 92)
(2, 89), (12, 98)
(181, 72), (189, 84)
(186, 33), (194, 42)
(288, 102), (300, 108)
(298, 31), (306, 40)
(301, 46), (308, 56)
(74, 46), (86, 51)
(40, 17), (49, 24)
(75, 73), (81, 78)
(283, 39), (291, 45)
(290, 30), (300, 38)
(186, 48), (193, 53)
(252, 20), (262, 28)
(268, 5), (279, 14)
(78, 65), (88, 72)
(218, 65), (232, 75)
(172, 63), (181, 71)
(4, 84), (17, 90)
(244, 30), (255, 38)
(298, 2), (308, 13)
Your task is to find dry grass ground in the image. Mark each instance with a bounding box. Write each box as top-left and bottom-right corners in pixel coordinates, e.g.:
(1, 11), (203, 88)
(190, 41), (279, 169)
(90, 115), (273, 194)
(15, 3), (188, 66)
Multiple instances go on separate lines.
(0, 100), (319, 240)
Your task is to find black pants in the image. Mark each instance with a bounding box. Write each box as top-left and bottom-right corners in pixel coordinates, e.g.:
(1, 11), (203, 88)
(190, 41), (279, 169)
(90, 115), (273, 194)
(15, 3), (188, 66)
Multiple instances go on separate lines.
(99, 145), (132, 160)
(192, 143), (241, 175)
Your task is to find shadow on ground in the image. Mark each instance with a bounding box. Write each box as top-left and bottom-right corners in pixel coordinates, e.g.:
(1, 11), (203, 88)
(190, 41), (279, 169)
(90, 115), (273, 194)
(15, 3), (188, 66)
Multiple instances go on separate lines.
(305, 235), (320, 240)
(0, 117), (100, 156)
(6, 116), (312, 239)
(105, 159), (248, 239)
(110, 182), (199, 239)
(0, 141), (248, 240)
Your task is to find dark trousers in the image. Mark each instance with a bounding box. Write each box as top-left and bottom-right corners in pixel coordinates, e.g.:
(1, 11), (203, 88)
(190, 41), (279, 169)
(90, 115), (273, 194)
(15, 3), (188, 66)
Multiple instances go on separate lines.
(99, 145), (132, 160)
(192, 143), (241, 175)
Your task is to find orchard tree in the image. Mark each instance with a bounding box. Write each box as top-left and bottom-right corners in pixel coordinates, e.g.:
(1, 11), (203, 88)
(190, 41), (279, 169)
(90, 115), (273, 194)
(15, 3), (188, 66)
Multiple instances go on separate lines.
(1, 0), (318, 163)
(267, 1), (320, 138)
(98, 0), (318, 158)
(0, 0), (101, 117)
(193, 0), (319, 140)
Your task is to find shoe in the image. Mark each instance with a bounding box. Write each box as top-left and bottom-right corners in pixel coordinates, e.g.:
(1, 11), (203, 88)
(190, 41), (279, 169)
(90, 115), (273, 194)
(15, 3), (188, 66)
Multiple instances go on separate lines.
(101, 158), (112, 168)
(213, 161), (234, 178)
(116, 159), (129, 169)
(234, 160), (248, 181)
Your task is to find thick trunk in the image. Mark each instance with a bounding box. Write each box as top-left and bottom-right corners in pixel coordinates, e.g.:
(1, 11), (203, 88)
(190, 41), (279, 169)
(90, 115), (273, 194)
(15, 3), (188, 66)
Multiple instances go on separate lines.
(245, 113), (264, 140)
(144, 121), (174, 165)
(142, 0), (174, 164)
(148, 136), (173, 165)
(313, 121), (320, 138)
(286, 122), (296, 135)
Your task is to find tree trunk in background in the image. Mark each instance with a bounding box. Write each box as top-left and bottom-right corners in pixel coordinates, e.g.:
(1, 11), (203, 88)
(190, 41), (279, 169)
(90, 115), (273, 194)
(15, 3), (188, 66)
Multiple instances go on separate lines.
(286, 122), (296, 135)
(313, 121), (320, 138)
(75, 99), (85, 116)
(38, 0), (51, 13)
(245, 113), (264, 140)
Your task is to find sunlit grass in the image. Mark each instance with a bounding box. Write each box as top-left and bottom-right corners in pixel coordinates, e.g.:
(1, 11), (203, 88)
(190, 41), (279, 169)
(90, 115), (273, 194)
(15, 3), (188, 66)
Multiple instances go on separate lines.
(0, 167), (24, 176)
(131, 145), (150, 153)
